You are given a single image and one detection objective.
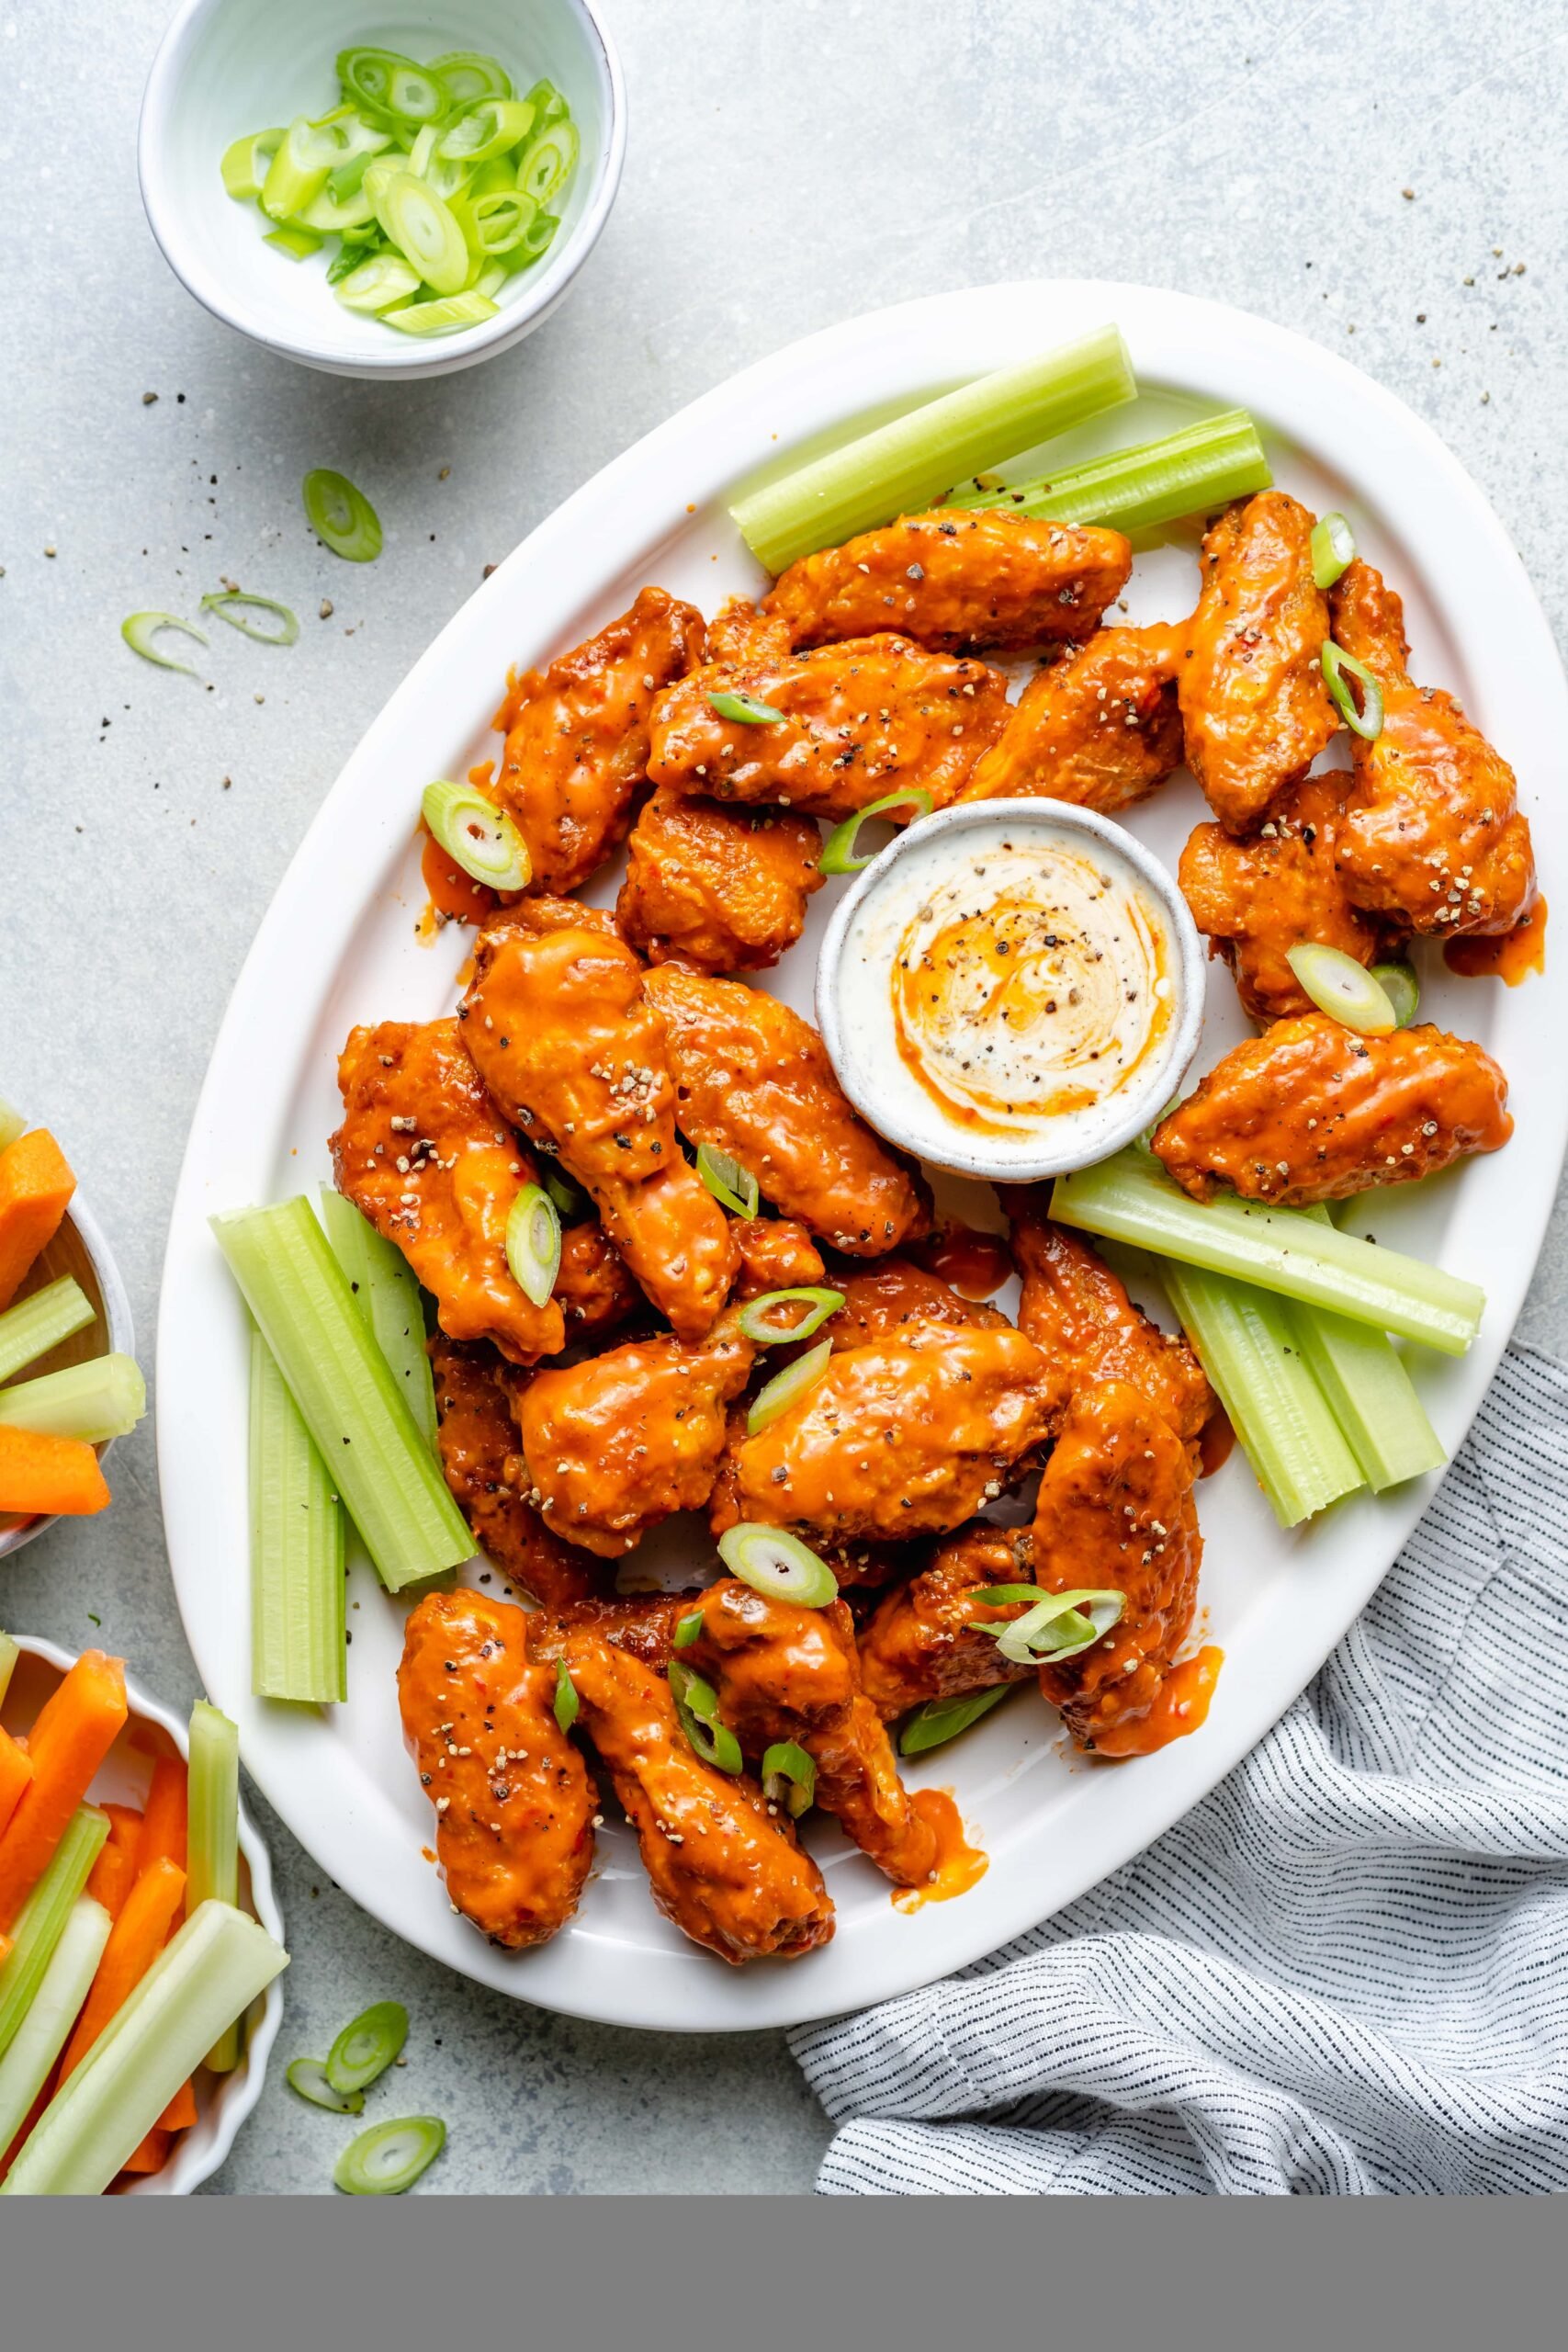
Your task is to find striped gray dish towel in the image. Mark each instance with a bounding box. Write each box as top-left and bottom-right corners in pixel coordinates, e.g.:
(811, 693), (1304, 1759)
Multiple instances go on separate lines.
(791, 1344), (1568, 2195)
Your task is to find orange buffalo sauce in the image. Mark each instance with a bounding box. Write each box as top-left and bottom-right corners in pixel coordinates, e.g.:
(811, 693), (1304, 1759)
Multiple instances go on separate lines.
(1444, 894), (1547, 984)
(915, 1223), (1014, 1300)
(1197, 1405), (1236, 1479)
(1089, 1646), (1224, 1758)
(891, 1789), (988, 1913)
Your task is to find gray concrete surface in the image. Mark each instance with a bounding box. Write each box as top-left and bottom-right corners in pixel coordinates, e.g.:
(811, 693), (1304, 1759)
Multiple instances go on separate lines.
(4, 0), (1565, 2195)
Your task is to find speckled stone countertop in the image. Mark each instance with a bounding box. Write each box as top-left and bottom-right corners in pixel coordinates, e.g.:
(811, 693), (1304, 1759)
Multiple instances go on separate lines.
(4, 0), (1565, 2193)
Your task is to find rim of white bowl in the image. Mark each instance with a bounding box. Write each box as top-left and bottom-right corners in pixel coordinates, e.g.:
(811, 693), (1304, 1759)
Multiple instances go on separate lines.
(6, 1635), (285, 2197)
(0, 1193), (137, 1565)
(136, 0), (627, 379)
(815, 797), (1207, 1182)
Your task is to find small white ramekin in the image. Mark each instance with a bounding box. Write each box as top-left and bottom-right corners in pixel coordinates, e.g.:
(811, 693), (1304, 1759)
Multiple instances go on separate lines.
(0, 1196), (137, 1566)
(1, 1639), (285, 2196)
(139, 0), (626, 379)
(816, 798), (1205, 1183)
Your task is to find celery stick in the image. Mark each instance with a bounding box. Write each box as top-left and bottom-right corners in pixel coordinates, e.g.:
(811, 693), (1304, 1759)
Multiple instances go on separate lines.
(0, 1807), (108, 2064)
(318, 1188), (436, 1447)
(0, 1628), (17, 1706)
(0, 1098), (24, 1153)
(1, 1901), (288, 2197)
(186, 1702), (241, 2072)
(250, 1326), (346, 1705)
(211, 1198), (470, 1590)
(0, 1276), (96, 1385)
(731, 327), (1136, 572)
(1286, 1304), (1447, 1493)
(948, 407), (1270, 531)
(0, 1353), (145, 1443)
(0, 1896), (111, 2158)
(1050, 1151), (1483, 1356)
(1162, 1261), (1362, 1527)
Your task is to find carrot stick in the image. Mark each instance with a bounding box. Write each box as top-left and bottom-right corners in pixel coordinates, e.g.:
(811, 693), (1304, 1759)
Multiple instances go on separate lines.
(0, 1425), (110, 1518)
(157, 2077), (198, 2132)
(0, 1131), (76, 1311)
(0, 1652), (128, 1933)
(103, 1802), (143, 1850)
(85, 1840), (136, 1923)
(118, 2127), (171, 2177)
(55, 1856), (186, 2084)
(136, 1757), (187, 1875)
(0, 1727), (32, 1842)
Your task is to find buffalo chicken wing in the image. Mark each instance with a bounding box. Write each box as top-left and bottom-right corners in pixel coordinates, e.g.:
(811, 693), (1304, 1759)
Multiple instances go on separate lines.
(430, 1334), (602, 1611)
(615, 787), (824, 973)
(857, 1522), (1038, 1721)
(961, 626), (1185, 814)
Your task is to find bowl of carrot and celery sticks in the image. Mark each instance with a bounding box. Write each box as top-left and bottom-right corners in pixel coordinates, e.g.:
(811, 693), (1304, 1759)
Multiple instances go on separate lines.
(0, 1636), (287, 2194)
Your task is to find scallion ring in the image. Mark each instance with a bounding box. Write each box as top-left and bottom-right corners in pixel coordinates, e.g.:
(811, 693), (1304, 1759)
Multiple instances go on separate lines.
(220, 127), (283, 202)
(422, 778), (531, 891)
(380, 174), (468, 294)
(336, 48), (447, 129)
(899, 1683), (1015, 1758)
(334, 255), (422, 313)
(262, 224), (324, 262)
(669, 1660), (743, 1774)
(734, 1287), (844, 1346)
(672, 1610), (705, 1650)
(966, 1583), (1046, 1609)
(695, 1142), (759, 1219)
(987, 1589), (1124, 1667)
(1321, 639), (1383, 741)
(1285, 943), (1397, 1036)
(199, 590), (299, 648)
(121, 611), (208, 677)
(747, 1340), (832, 1436)
(430, 51), (514, 105)
(324, 2000), (408, 2096)
(303, 469), (383, 563)
(761, 1740), (817, 1818)
(524, 79), (571, 129)
(516, 120), (580, 208)
(287, 2057), (364, 2115)
(554, 1659), (580, 1734)
(819, 787), (935, 876)
(382, 292), (500, 338)
(469, 191), (538, 256)
(538, 1160), (588, 1220)
(260, 116), (343, 221)
(505, 1184), (561, 1308)
(1371, 960), (1420, 1029)
(707, 689), (786, 725)
(516, 213), (560, 265)
(333, 2116), (446, 2197)
(716, 1524), (839, 1609)
(438, 98), (536, 164)
(1311, 510), (1356, 590)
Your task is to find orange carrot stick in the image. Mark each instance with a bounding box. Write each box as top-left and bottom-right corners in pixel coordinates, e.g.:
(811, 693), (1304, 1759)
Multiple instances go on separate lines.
(0, 1725), (32, 1841)
(118, 2128), (171, 2177)
(157, 2078), (198, 2132)
(0, 1131), (76, 1311)
(85, 1839), (137, 1923)
(0, 1651), (128, 1933)
(0, 1425), (110, 1518)
(56, 1856), (186, 2083)
(137, 1757), (187, 1875)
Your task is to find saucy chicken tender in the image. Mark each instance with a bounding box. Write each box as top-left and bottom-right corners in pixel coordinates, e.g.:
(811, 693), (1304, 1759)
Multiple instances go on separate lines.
(615, 787), (824, 973)
(332, 1019), (565, 1365)
(647, 635), (1009, 821)
(1178, 775), (1383, 1023)
(643, 965), (931, 1255)
(492, 586), (705, 896)
(554, 1219), (641, 1340)
(430, 1335), (603, 1611)
(857, 1522), (1038, 1721)
(398, 1590), (595, 1949)
(1329, 560), (1537, 938)
(1179, 492), (1338, 832)
(816, 1260), (1010, 1353)
(961, 626), (1185, 814)
(462, 905), (739, 1337)
(731, 1218), (827, 1299)
(705, 597), (793, 666)
(762, 511), (1133, 653)
(562, 1630), (834, 1963)
(1152, 1012), (1513, 1206)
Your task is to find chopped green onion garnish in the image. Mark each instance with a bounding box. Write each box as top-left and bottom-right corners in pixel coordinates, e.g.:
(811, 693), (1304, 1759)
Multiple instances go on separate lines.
(554, 1659), (579, 1734)
(249, 1321), (346, 1705)
(430, 52), (514, 105)
(716, 1524), (839, 1609)
(220, 128), (284, 201)
(287, 2056), (364, 2114)
(1371, 961), (1420, 1028)
(695, 1142), (759, 1220)
(967, 1583), (1047, 1607)
(1285, 943), (1397, 1035)
(335, 254), (422, 313)
(524, 79), (570, 128)
(1311, 511), (1357, 589)
(337, 49), (448, 128)
(262, 224), (325, 261)
(746, 1340), (832, 1436)
(325, 2001), (408, 2095)
(734, 1287), (845, 1345)
(121, 611), (207, 676)
(260, 117), (342, 221)
(382, 292), (500, 337)
(899, 1684), (1015, 1758)
(820, 789), (934, 876)
(0, 1276), (96, 1385)
(0, 1808), (108, 2066)
(672, 1611), (705, 1650)
(761, 1741), (817, 1818)
(380, 174), (468, 293)
(706, 690), (785, 725)
(199, 590), (299, 648)
(982, 1588), (1124, 1666)
(1321, 639), (1384, 741)
(514, 213), (559, 266)
(438, 97), (536, 164)
(538, 1161), (588, 1221)
(668, 1660), (743, 1773)
(0, 1352), (145, 1443)
(298, 182), (377, 235)
(302, 469), (382, 564)
(468, 191), (538, 256)
(948, 408), (1271, 534)
(422, 778), (530, 890)
(505, 1184), (561, 1309)
(516, 120), (580, 209)
(186, 1701), (243, 2072)
(333, 2115), (446, 2197)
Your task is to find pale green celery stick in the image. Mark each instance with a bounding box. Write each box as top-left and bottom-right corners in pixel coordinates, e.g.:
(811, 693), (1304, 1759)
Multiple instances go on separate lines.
(0, 1354), (145, 1442)
(1160, 1261), (1362, 1527)
(318, 1188), (436, 1445)
(1286, 1305), (1448, 1493)
(0, 1098), (24, 1152)
(0, 1277), (96, 1385)
(0, 1896), (111, 2156)
(186, 1702), (242, 2071)
(250, 1326), (346, 1705)
(730, 327), (1136, 572)
(1050, 1151), (1483, 1356)
(0, 1628), (17, 1706)
(1, 1902), (288, 2196)
(210, 1198), (469, 1589)
(948, 407), (1271, 530)
(0, 1807), (109, 2064)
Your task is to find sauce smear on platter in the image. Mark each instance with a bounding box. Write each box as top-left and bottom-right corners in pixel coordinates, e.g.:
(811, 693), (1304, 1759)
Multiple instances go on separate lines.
(1444, 895), (1547, 984)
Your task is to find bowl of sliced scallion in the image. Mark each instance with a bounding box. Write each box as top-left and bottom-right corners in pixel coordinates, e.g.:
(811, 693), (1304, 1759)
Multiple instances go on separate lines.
(139, 0), (626, 378)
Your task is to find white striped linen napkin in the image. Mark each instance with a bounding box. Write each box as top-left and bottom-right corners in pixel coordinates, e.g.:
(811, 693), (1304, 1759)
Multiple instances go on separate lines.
(791, 1344), (1568, 2195)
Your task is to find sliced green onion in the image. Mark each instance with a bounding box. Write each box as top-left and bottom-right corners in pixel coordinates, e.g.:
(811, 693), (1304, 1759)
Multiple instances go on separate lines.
(0, 1352), (145, 1442)
(430, 52), (514, 105)
(318, 1188), (437, 1449)
(0, 1099), (24, 1153)
(734, 1287), (844, 1345)
(337, 49), (448, 128)
(668, 1661), (743, 1773)
(439, 98), (536, 164)
(333, 2114), (446, 2196)
(408, 125), (476, 203)
(505, 1185), (561, 1309)
(260, 117), (343, 221)
(199, 590), (299, 648)
(422, 778), (530, 890)
(761, 1740), (817, 1818)
(469, 264), (509, 301)
(361, 154), (403, 227)
(695, 1143), (759, 1220)
(0, 1902), (289, 2199)
(706, 689), (786, 724)
(326, 235), (384, 286)
(302, 469), (382, 564)
(948, 407), (1271, 534)
(379, 174), (468, 293)
(325, 142), (389, 202)
(0, 1276), (96, 1385)
(1051, 1148), (1483, 1356)
(1371, 961), (1420, 1029)
(468, 192), (537, 256)
(820, 788), (934, 876)
(220, 128), (284, 201)
(249, 1322), (346, 1706)
(298, 182), (377, 234)
(1285, 943), (1396, 1035)
(747, 1340), (832, 1436)
(287, 2056), (363, 2114)
(1287, 1298), (1446, 1495)
(334, 254), (422, 313)
(554, 1659), (579, 1735)
(314, 107), (399, 160)
(383, 292), (500, 336)
(987, 1588), (1124, 1666)
(538, 1162), (588, 1222)
(899, 1683), (1016, 1758)
(716, 1524), (839, 1608)
(262, 224), (324, 261)
(1321, 639), (1384, 741)
(0, 1809), (108, 2066)
(516, 120), (580, 208)
(121, 611), (207, 676)
(0, 1895), (111, 2162)
(186, 1701), (242, 2071)
(672, 1611), (705, 1650)
(1312, 511), (1357, 589)
(514, 212), (559, 266)
(523, 79), (571, 128)
(325, 2001), (408, 2095)
(967, 1583), (1047, 1607)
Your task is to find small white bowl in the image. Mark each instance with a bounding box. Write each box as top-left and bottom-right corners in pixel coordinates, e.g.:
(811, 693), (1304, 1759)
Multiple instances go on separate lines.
(0, 1640), (285, 2196)
(139, 0), (626, 379)
(0, 1195), (136, 1566)
(816, 798), (1205, 1183)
